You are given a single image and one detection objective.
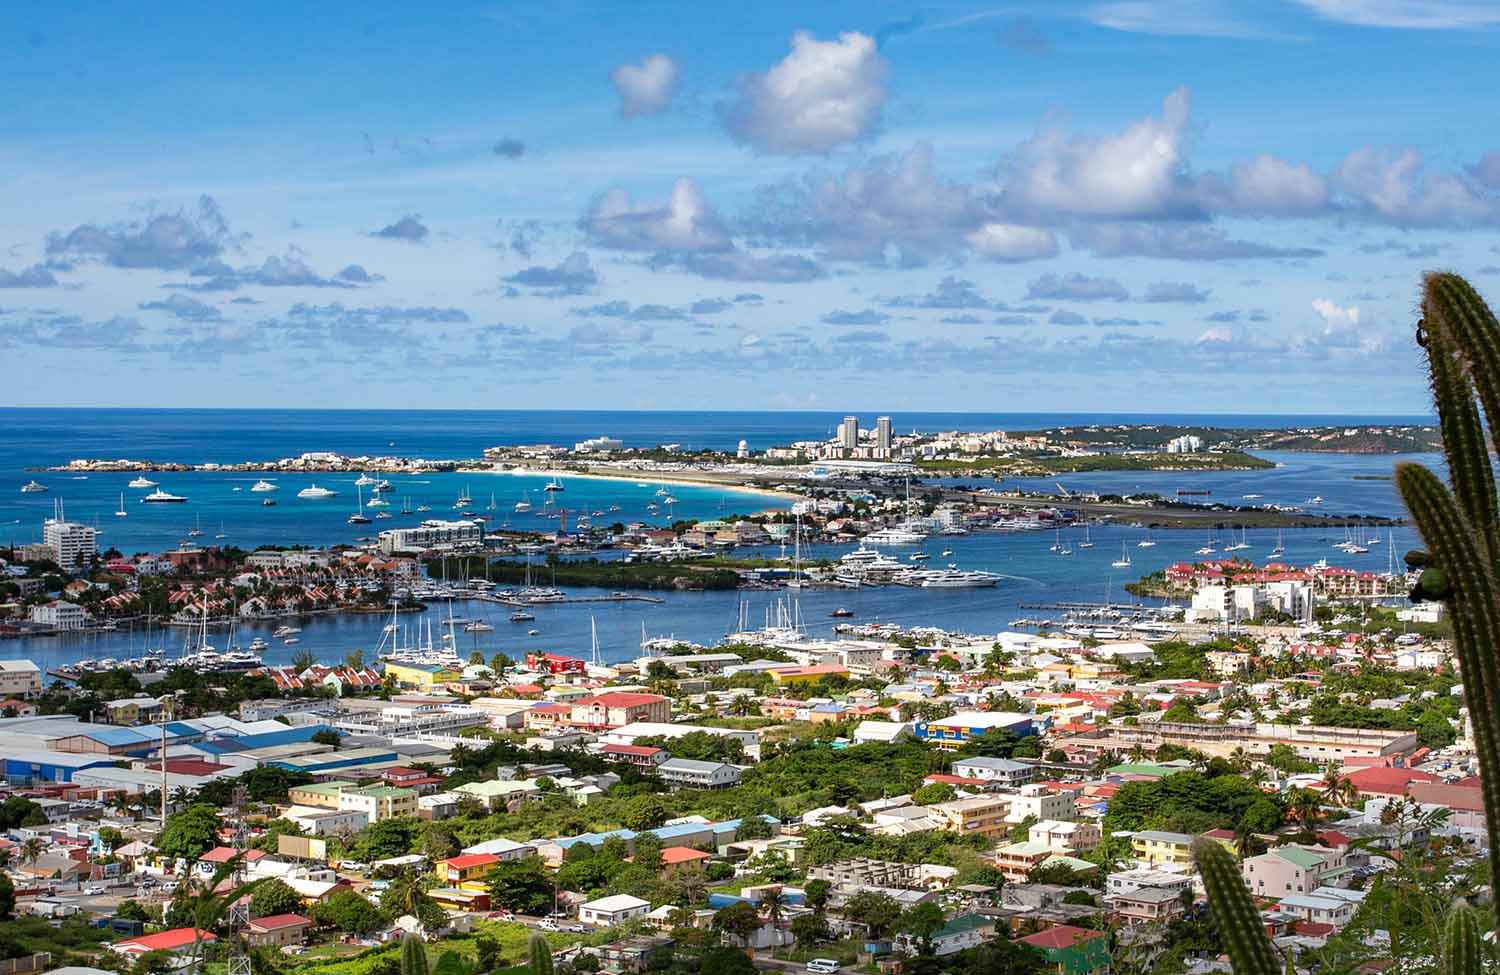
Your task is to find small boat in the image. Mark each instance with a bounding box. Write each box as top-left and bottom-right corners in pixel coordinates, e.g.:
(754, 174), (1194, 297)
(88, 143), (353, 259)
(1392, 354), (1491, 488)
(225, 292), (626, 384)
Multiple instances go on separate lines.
(251, 479), (278, 493)
(127, 475), (157, 489)
(272, 625), (301, 638)
(465, 621), (495, 632)
(282, 637), (300, 645)
(515, 491), (533, 513)
(115, 493), (127, 517)
(829, 608), (854, 618)
(510, 610), (536, 622)
(416, 504), (431, 512)
(940, 549), (953, 557)
(298, 484), (336, 499)
(527, 628), (540, 636)
(141, 488), (187, 503)
(214, 521), (228, 539)
(188, 515), (205, 537)
(355, 473), (377, 486)
(20, 480), (47, 493)
(372, 480), (393, 493)
(262, 498), (277, 507)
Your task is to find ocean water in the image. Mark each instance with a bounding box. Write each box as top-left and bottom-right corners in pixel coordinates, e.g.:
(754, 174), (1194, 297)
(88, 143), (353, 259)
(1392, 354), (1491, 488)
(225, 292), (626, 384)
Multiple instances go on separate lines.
(0, 409), (1437, 671)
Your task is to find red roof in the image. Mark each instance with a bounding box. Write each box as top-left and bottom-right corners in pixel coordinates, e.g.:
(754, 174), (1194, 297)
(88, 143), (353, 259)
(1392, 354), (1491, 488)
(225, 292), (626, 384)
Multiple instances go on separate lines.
(1020, 925), (1106, 950)
(925, 773), (988, 787)
(249, 913), (311, 931)
(579, 691), (667, 707)
(441, 853), (500, 870)
(117, 928), (216, 952)
(660, 847), (712, 865)
(146, 759), (235, 777)
(1294, 921), (1336, 937)
(200, 847), (267, 863)
(1317, 830), (1353, 848)
(1345, 766), (1439, 796)
(603, 743), (666, 757)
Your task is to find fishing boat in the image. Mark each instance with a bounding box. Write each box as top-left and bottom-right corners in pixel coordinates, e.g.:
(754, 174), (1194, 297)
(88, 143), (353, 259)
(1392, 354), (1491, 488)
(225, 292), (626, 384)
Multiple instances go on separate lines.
(127, 475), (157, 489)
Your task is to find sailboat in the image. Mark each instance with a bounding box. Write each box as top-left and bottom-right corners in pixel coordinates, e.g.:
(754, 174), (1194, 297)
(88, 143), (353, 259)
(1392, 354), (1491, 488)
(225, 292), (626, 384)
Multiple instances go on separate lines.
(214, 520), (228, 539)
(114, 493), (127, 518)
(487, 493), (497, 512)
(349, 483), (372, 525)
(1078, 524), (1094, 549)
(1269, 530), (1286, 559)
(188, 515), (204, 537)
(514, 491), (533, 513)
(1050, 529), (1063, 553)
(1111, 542), (1132, 569)
(400, 497), (414, 515)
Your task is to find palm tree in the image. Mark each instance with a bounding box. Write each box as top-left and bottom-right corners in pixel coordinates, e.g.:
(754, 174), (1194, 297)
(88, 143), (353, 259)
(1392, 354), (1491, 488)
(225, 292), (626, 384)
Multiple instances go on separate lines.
(762, 886), (786, 925)
(1229, 747), (1250, 774)
(1290, 788), (1325, 835)
(291, 650), (316, 674)
(1320, 763), (1359, 808)
(175, 853), (269, 975)
(20, 837), (44, 872)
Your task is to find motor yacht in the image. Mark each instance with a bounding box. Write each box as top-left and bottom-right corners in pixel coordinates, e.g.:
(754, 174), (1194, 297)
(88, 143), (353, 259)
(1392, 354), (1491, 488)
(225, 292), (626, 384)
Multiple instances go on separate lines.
(20, 480), (48, 493)
(127, 475), (157, 489)
(298, 484), (337, 499)
(251, 479), (278, 492)
(141, 488), (187, 503)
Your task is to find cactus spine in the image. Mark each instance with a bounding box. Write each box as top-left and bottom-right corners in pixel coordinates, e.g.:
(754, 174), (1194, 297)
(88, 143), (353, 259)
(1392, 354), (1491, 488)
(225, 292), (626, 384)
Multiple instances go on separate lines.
(1397, 273), (1500, 917)
(527, 933), (554, 975)
(1193, 840), (1281, 975)
(400, 933), (429, 975)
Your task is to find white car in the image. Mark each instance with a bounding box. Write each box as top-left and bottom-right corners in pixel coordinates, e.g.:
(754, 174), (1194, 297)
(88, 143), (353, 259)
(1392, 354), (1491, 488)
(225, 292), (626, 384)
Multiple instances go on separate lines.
(807, 961), (841, 975)
(537, 920), (559, 931)
(83, 885), (105, 895)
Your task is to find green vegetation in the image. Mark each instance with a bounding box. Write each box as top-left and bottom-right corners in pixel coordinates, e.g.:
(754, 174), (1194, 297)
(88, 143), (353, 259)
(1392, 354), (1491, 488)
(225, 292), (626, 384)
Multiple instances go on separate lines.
(477, 557), (742, 591)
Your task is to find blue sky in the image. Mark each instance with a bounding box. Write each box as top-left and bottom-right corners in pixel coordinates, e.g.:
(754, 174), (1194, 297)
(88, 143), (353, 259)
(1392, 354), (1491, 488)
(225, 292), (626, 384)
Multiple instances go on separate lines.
(3, 1), (1500, 412)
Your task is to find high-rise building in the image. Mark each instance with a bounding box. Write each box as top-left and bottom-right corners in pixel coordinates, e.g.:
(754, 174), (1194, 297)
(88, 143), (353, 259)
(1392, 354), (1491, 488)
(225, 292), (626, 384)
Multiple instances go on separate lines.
(44, 516), (96, 571)
(840, 415), (859, 450)
(876, 416), (893, 451)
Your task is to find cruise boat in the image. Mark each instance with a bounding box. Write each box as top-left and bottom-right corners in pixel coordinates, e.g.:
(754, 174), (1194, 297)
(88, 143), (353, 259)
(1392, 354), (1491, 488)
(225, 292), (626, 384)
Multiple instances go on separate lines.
(250, 479), (278, 492)
(20, 480), (47, 493)
(127, 475), (157, 489)
(141, 488), (187, 503)
(297, 484), (336, 499)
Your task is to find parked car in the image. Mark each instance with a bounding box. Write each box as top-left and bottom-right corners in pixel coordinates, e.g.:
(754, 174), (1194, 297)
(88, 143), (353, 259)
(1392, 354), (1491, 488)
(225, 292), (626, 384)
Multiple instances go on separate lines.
(82, 885), (105, 895)
(566, 924), (586, 933)
(807, 961), (841, 975)
(537, 920), (559, 931)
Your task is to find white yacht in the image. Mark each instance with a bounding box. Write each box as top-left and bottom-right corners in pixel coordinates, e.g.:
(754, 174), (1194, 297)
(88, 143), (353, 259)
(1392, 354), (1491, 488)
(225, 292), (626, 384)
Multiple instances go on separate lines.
(355, 474), (378, 486)
(515, 491), (533, 513)
(141, 488), (187, 503)
(915, 568), (999, 588)
(20, 480), (47, 493)
(864, 525), (927, 545)
(127, 475), (157, 489)
(250, 479), (278, 493)
(272, 625), (301, 638)
(1111, 543), (1132, 569)
(297, 484), (337, 499)
(371, 480), (393, 493)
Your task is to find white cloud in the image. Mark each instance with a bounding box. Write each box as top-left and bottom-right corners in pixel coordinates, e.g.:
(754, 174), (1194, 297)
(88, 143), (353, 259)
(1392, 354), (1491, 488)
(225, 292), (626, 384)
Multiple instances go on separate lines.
(1312, 297), (1361, 333)
(1332, 146), (1499, 227)
(993, 87), (1196, 220)
(610, 54), (679, 118)
(722, 31), (887, 155)
(965, 223), (1060, 262)
(1291, 0), (1500, 29)
(1203, 155), (1331, 215)
(582, 178), (732, 253)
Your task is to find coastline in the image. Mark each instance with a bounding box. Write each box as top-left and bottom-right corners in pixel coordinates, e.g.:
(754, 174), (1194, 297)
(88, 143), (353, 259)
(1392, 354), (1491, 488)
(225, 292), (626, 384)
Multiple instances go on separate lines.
(477, 465), (802, 504)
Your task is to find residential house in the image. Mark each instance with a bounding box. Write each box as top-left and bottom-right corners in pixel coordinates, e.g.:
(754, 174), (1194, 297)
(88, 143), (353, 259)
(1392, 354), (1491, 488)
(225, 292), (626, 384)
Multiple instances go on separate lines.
(657, 758), (741, 790)
(950, 756), (1035, 788)
(579, 894), (652, 926)
(245, 914), (313, 948)
(435, 853), (501, 887)
(1019, 924), (1111, 975)
(1242, 845), (1349, 897)
(895, 913), (996, 957)
(928, 796), (1012, 839)
(111, 929), (216, 958)
(1109, 886), (1187, 925)
(1130, 831), (1195, 868)
(338, 786), (418, 823)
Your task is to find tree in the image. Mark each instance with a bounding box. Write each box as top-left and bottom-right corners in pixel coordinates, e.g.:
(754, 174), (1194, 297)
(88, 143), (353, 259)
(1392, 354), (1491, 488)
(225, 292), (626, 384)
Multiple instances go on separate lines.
(959, 729), (1021, 758)
(803, 879), (831, 913)
(401, 934), (429, 975)
(843, 890), (902, 939)
(157, 803), (223, 862)
(250, 879), (304, 918)
(712, 901), (762, 945)
(292, 650), (317, 674)
(912, 782), (956, 805)
(116, 899), (152, 923)
(316, 890), (383, 933)
(474, 935), (500, 974)
(486, 859), (554, 915)
(900, 902), (946, 955)
(527, 933), (553, 975)
(0, 874), (12, 922)
(311, 728), (342, 748)
(700, 948), (756, 975)
(790, 913), (825, 947)
(422, 827), (459, 861)
(0, 796), (42, 830)
(620, 795), (669, 831)
(169, 853), (269, 975)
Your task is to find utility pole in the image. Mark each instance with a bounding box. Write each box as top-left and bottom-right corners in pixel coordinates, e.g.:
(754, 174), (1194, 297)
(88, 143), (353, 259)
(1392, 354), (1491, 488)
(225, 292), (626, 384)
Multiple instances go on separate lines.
(226, 784), (252, 975)
(158, 695), (175, 834)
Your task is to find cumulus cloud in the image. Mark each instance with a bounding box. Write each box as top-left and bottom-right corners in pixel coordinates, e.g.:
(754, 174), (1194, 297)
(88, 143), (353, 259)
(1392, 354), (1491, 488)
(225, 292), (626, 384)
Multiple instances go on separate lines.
(821, 309), (890, 326)
(690, 298), (731, 314)
(1198, 155), (1330, 215)
(942, 313), (983, 325)
(138, 293), (222, 321)
(504, 251), (599, 297)
(610, 54), (679, 118)
(583, 178), (732, 253)
(883, 276), (991, 309)
(1049, 309), (1090, 326)
(1144, 281), (1211, 303)
(177, 255), (382, 291)
(0, 264), (58, 288)
(965, 223), (1060, 262)
(492, 138), (526, 159)
(573, 301), (688, 321)
(649, 250), (825, 283)
(721, 31), (886, 155)
(1070, 223), (1323, 260)
(46, 195), (240, 270)
(832, 329), (889, 344)
(1332, 147), (1500, 227)
(505, 220), (544, 259)
(1026, 272), (1129, 301)
(371, 214), (430, 243)
(1312, 297), (1361, 333)
(567, 321), (654, 344)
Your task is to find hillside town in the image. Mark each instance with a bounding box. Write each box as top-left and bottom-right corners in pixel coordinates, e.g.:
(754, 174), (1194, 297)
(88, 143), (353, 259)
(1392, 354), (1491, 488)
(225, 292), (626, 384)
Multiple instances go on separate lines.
(0, 554), (1473, 975)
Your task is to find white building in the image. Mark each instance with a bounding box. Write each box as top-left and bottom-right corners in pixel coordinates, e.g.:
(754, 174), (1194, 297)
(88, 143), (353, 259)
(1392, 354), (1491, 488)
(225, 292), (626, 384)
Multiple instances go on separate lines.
(578, 894), (651, 926)
(44, 518), (96, 571)
(656, 758), (741, 789)
(574, 436), (623, 453)
(30, 600), (87, 630)
(0, 660), (43, 699)
(1165, 435), (1203, 453)
(1002, 785), (1075, 823)
(876, 416), (893, 451)
(377, 519), (484, 555)
(950, 757), (1034, 788)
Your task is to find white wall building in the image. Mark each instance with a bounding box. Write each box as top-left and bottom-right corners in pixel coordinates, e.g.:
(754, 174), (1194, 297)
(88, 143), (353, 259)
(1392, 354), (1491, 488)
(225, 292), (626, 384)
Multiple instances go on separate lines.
(44, 519), (96, 571)
(30, 600), (86, 630)
(0, 660), (43, 699)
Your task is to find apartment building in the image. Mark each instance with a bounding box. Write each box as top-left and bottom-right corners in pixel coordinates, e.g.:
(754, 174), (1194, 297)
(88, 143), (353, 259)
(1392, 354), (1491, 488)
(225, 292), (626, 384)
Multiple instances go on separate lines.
(1242, 845), (1349, 897)
(337, 785), (418, 823)
(1058, 721), (1417, 763)
(1030, 819), (1100, 853)
(0, 660), (43, 699)
(656, 758), (741, 790)
(950, 756), (1034, 788)
(1130, 831), (1195, 868)
(568, 692), (671, 730)
(1003, 785), (1076, 824)
(927, 796), (1012, 840)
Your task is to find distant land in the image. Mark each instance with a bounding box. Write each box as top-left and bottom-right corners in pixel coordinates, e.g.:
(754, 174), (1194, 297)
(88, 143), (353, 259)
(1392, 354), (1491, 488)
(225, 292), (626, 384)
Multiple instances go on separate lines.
(1017, 423), (1440, 454)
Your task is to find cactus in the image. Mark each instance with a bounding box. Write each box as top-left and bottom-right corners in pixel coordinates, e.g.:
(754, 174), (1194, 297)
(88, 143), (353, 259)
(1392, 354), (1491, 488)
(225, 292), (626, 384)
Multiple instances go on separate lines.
(527, 933), (554, 975)
(1396, 272), (1500, 916)
(1193, 840), (1281, 975)
(401, 933), (428, 975)
(1444, 902), (1483, 975)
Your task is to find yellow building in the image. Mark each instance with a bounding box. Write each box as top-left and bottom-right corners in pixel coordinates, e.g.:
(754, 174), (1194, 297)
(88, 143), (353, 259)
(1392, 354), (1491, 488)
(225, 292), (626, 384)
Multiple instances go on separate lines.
(382, 661), (462, 689)
(927, 797), (1012, 840)
(338, 785), (418, 823)
(1131, 830), (1195, 867)
(287, 781), (355, 810)
(771, 664), (850, 686)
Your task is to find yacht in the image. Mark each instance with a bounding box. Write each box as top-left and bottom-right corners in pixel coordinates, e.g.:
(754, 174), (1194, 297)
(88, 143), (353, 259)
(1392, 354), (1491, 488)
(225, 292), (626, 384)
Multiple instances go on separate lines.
(514, 491), (533, 513)
(127, 475), (157, 489)
(349, 483), (372, 525)
(366, 496), (389, 508)
(20, 480), (47, 493)
(141, 488), (187, 503)
(510, 610), (536, 622)
(250, 479), (278, 493)
(544, 479), (565, 493)
(248, 637), (269, 652)
(297, 484), (337, 499)
(865, 525), (927, 545)
(454, 486), (474, 508)
(1111, 543), (1132, 569)
(372, 480), (393, 493)
(829, 607), (855, 618)
(916, 568), (1000, 588)
(272, 625), (301, 638)
(355, 473), (378, 486)
(465, 621), (495, 632)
